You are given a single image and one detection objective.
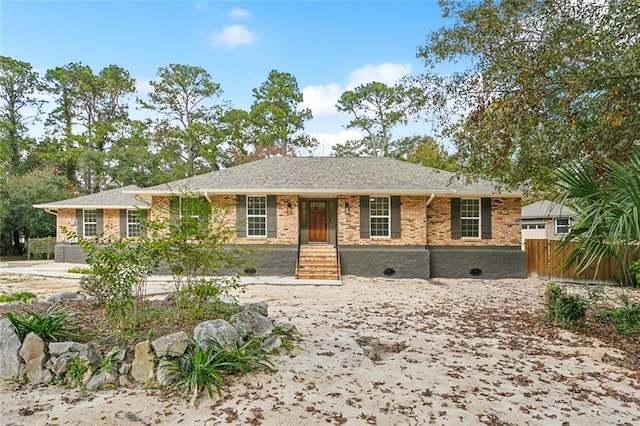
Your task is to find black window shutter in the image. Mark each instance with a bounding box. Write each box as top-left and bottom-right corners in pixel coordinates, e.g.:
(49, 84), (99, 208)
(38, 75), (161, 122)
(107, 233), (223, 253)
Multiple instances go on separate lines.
(119, 209), (127, 237)
(76, 209), (83, 238)
(236, 195), (246, 237)
(169, 196), (179, 233)
(451, 198), (461, 240)
(360, 196), (370, 238)
(481, 198), (492, 239)
(96, 209), (104, 235)
(267, 195), (277, 238)
(391, 196), (401, 239)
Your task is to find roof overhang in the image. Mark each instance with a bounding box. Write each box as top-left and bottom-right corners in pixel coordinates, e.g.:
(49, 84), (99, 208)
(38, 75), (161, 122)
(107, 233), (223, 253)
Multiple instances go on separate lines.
(33, 204), (150, 209)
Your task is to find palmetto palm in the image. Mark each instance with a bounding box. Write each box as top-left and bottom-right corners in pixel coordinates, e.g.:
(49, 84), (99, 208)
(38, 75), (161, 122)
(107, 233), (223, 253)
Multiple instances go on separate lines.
(554, 154), (640, 285)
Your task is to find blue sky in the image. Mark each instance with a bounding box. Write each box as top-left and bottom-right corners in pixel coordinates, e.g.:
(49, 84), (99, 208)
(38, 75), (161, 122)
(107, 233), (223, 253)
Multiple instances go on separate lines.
(1, 0), (454, 155)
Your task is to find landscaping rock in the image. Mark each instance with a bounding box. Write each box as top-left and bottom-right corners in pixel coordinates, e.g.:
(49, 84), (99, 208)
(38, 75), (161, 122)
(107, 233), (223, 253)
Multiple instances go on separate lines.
(19, 332), (52, 384)
(106, 348), (127, 362)
(231, 309), (273, 339)
(217, 294), (237, 304)
(244, 302), (268, 316)
(79, 342), (103, 368)
(49, 341), (84, 356)
(277, 322), (299, 335)
(131, 341), (155, 383)
(119, 375), (130, 387)
(0, 317), (22, 381)
(86, 371), (107, 391)
(156, 359), (174, 387)
(51, 352), (78, 376)
(46, 291), (86, 303)
(194, 319), (239, 349)
(119, 362), (131, 375)
(260, 335), (282, 353)
(152, 331), (189, 358)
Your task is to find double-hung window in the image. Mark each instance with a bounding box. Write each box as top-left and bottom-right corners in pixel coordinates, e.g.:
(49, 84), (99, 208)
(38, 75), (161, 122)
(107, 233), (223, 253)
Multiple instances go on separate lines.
(247, 196), (267, 237)
(127, 210), (142, 237)
(555, 218), (571, 235)
(84, 210), (97, 237)
(461, 199), (480, 238)
(370, 196), (390, 237)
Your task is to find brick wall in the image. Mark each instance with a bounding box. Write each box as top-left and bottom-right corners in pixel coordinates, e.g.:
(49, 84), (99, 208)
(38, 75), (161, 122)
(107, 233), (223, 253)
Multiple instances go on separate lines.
(56, 209), (76, 242)
(337, 195), (427, 246)
(427, 197), (521, 246)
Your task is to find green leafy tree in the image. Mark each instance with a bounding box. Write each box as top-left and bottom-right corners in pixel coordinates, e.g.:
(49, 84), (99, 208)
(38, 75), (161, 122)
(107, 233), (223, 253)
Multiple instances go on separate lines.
(43, 63), (135, 192)
(395, 135), (459, 172)
(416, 0), (640, 192)
(554, 154), (640, 285)
(334, 81), (421, 157)
(1, 168), (72, 254)
(0, 56), (41, 175)
(250, 70), (315, 157)
(218, 108), (259, 166)
(139, 64), (225, 178)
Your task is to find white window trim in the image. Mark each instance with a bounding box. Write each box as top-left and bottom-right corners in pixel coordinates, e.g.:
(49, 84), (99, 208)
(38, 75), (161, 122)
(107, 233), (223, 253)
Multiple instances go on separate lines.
(83, 209), (97, 238)
(370, 196), (390, 238)
(246, 195), (267, 238)
(127, 210), (141, 238)
(554, 217), (571, 235)
(461, 198), (481, 239)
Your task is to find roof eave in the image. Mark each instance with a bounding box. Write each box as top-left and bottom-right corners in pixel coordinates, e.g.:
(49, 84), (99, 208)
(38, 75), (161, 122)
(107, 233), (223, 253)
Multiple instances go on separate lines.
(33, 204), (150, 209)
(124, 188), (522, 197)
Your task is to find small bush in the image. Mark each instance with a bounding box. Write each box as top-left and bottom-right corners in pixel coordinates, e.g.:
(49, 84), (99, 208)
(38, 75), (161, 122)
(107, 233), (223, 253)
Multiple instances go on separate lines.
(0, 291), (37, 303)
(64, 357), (89, 387)
(5, 304), (86, 341)
(606, 294), (640, 336)
(544, 283), (587, 328)
(67, 266), (93, 274)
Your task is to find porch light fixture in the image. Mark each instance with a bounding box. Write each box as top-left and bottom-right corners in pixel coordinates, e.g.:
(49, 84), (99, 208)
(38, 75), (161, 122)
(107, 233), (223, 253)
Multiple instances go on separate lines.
(287, 202), (292, 214)
(344, 202), (350, 215)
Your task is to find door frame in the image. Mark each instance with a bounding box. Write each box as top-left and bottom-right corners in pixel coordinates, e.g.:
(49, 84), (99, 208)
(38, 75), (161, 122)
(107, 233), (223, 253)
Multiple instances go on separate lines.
(299, 198), (337, 245)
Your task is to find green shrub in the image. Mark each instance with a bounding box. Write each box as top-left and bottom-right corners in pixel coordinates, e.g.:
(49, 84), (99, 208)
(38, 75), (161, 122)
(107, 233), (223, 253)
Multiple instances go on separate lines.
(544, 283), (587, 328)
(164, 337), (273, 406)
(606, 294), (640, 336)
(64, 356), (89, 387)
(631, 260), (640, 287)
(67, 266), (93, 274)
(0, 291), (37, 303)
(5, 304), (86, 341)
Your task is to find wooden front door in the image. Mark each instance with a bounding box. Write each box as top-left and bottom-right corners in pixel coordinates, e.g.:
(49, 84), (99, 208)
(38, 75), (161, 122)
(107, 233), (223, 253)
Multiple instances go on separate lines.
(308, 201), (328, 242)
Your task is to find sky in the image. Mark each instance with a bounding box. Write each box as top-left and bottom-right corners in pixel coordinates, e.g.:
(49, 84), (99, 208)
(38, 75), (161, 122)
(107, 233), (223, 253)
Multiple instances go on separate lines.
(0, 0), (456, 156)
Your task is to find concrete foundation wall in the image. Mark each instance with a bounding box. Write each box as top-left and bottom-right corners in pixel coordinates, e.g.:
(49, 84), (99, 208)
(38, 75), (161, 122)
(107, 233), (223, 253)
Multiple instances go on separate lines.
(339, 245), (430, 279)
(54, 243), (87, 264)
(428, 246), (526, 279)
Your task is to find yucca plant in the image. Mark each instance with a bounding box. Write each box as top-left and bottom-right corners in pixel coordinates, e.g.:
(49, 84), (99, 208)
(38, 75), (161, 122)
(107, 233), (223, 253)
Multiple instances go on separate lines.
(554, 154), (640, 285)
(4, 304), (85, 342)
(164, 337), (274, 406)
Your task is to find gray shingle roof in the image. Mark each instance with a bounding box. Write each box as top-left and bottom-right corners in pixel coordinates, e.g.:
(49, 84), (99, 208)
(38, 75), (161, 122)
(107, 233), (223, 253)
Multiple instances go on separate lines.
(33, 185), (150, 209)
(128, 157), (518, 196)
(522, 200), (575, 219)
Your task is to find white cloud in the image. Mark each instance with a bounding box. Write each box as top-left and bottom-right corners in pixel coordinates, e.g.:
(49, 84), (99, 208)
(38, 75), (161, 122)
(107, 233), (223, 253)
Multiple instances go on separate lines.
(309, 130), (363, 156)
(194, 0), (209, 11)
(301, 62), (413, 118)
(229, 7), (251, 19)
(347, 62), (412, 89)
(301, 83), (343, 116)
(211, 25), (256, 49)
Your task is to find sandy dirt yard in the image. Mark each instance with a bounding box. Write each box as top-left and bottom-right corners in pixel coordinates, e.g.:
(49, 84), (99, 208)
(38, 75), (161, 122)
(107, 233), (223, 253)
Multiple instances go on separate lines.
(1, 274), (640, 425)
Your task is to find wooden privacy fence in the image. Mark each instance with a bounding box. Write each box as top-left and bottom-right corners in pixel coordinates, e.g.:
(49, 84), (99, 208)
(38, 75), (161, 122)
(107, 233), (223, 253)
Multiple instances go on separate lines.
(27, 237), (56, 260)
(525, 239), (639, 284)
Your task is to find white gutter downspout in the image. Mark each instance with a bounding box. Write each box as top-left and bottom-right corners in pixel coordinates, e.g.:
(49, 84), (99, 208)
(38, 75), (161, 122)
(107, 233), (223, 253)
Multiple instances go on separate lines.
(44, 208), (58, 216)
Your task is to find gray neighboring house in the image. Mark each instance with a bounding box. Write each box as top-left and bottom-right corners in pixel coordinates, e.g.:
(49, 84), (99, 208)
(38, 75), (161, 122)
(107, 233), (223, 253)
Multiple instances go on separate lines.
(521, 200), (575, 249)
(34, 185), (150, 263)
(36, 157), (526, 279)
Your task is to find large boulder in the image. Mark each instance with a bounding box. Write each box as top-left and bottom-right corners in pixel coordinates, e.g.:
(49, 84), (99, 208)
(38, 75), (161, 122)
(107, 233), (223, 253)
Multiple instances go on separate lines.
(131, 341), (155, 383)
(193, 319), (239, 350)
(0, 318), (23, 381)
(152, 331), (189, 358)
(18, 332), (53, 384)
(231, 309), (273, 339)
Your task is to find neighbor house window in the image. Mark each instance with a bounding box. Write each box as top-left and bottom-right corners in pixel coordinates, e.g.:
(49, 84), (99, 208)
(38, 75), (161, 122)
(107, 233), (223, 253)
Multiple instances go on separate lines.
(555, 218), (571, 234)
(127, 210), (141, 237)
(461, 199), (480, 238)
(370, 196), (390, 237)
(83, 210), (97, 237)
(247, 196), (267, 237)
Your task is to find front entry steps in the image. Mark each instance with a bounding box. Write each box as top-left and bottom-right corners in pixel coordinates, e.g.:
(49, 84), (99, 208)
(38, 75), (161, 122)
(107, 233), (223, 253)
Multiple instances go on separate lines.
(296, 244), (340, 280)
